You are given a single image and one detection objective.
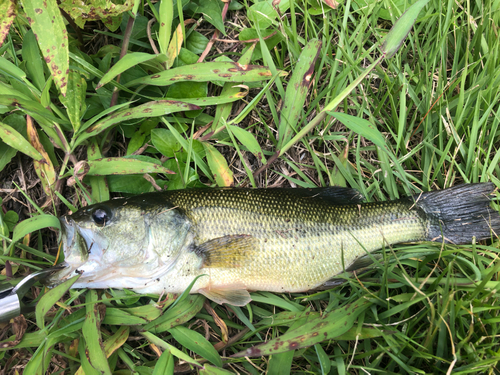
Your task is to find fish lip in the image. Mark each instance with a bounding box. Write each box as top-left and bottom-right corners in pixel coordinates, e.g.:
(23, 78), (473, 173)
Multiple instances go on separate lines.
(47, 216), (91, 285)
(59, 215), (89, 260)
(50, 215), (111, 285)
(59, 216), (76, 247)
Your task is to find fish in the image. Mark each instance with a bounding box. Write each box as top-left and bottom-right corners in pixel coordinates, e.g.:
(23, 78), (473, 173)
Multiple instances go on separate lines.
(49, 183), (500, 306)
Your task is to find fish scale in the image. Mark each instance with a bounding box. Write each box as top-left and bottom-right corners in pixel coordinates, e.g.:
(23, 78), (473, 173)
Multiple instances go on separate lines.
(159, 189), (428, 292)
(50, 184), (500, 306)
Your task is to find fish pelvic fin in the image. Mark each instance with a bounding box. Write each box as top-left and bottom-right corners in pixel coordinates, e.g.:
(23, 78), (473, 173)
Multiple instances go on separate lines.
(195, 234), (256, 268)
(199, 284), (252, 306)
(415, 183), (500, 244)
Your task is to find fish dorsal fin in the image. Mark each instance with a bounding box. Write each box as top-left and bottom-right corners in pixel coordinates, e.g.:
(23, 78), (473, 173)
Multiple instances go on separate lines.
(285, 187), (365, 205)
(195, 235), (255, 268)
(199, 284), (251, 306)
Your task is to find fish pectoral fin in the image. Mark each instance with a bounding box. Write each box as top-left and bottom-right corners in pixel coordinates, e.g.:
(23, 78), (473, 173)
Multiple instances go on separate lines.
(199, 284), (251, 306)
(195, 234), (255, 268)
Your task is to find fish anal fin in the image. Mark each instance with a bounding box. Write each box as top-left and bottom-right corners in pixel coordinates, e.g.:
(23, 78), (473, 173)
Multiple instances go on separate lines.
(345, 254), (381, 272)
(313, 255), (383, 291)
(312, 254), (382, 291)
(195, 235), (256, 268)
(199, 284), (251, 306)
(312, 278), (346, 290)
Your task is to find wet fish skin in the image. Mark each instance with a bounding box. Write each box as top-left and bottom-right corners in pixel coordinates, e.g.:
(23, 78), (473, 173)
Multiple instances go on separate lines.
(51, 184), (500, 306)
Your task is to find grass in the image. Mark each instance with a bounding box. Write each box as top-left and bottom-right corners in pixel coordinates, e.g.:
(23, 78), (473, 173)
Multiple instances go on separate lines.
(1, 0), (500, 373)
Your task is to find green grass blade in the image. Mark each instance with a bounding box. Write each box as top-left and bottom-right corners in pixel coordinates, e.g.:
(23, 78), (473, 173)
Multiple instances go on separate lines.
(23, 0), (68, 95)
(381, 0), (430, 58)
(96, 53), (168, 89)
(158, 0), (174, 54)
(234, 297), (371, 357)
(277, 39), (322, 148)
(84, 157), (173, 176)
(267, 350), (294, 375)
(169, 325), (222, 367)
(125, 62), (281, 87)
(35, 275), (79, 330)
(81, 290), (112, 374)
(74, 100), (200, 147)
(0, 122), (44, 162)
(152, 347), (174, 375)
(140, 331), (202, 368)
(10, 214), (60, 254)
(143, 295), (205, 333)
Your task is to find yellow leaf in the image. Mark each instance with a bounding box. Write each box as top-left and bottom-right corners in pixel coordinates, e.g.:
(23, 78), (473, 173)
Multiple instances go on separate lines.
(166, 22), (185, 68)
(26, 116), (56, 201)
(75, 326), (129, 375)
(204, 143), (233, 187)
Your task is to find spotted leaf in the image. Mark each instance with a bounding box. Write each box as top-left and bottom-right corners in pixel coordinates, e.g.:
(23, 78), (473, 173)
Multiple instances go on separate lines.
(23, 0), (69, 96)
(0, 0), (16, 48)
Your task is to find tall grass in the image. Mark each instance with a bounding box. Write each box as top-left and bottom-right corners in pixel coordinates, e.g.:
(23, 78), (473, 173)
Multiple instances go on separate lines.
(0, 0), (499, 373)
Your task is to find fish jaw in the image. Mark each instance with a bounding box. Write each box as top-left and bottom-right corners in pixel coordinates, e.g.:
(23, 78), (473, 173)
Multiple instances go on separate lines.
(47, 216), (89, 284)
(49, 215), (117, 285)
(49, 209), (193, 290)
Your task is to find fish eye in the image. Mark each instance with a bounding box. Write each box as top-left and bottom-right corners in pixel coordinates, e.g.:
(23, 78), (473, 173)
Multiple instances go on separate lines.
(92, 208), (111, 227)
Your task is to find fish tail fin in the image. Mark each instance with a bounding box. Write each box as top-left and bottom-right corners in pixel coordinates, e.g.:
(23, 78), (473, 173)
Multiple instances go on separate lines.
(415, 183), (500, 244)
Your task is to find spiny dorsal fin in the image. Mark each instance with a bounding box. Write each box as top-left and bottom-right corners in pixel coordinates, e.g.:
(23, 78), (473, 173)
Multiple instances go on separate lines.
(284, 187), (365, 205)
(195, 235), (256, 268)
(199, 284), (252, 306)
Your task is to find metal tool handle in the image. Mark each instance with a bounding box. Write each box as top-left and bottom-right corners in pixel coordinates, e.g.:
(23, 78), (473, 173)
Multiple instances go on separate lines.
(0, 266), (64, 323)
(0, 281), (20, 323)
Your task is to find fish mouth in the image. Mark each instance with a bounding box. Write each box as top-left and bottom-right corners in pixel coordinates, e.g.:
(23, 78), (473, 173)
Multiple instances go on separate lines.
(48, 216), (174, 290)
(47, 216), (107, 286)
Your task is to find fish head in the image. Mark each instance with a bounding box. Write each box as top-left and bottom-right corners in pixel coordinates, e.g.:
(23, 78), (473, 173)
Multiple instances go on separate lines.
(49, 196), (191, 289)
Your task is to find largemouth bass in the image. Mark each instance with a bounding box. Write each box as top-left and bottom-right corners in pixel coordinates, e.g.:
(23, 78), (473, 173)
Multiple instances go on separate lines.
(50, 183), (500, 306)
